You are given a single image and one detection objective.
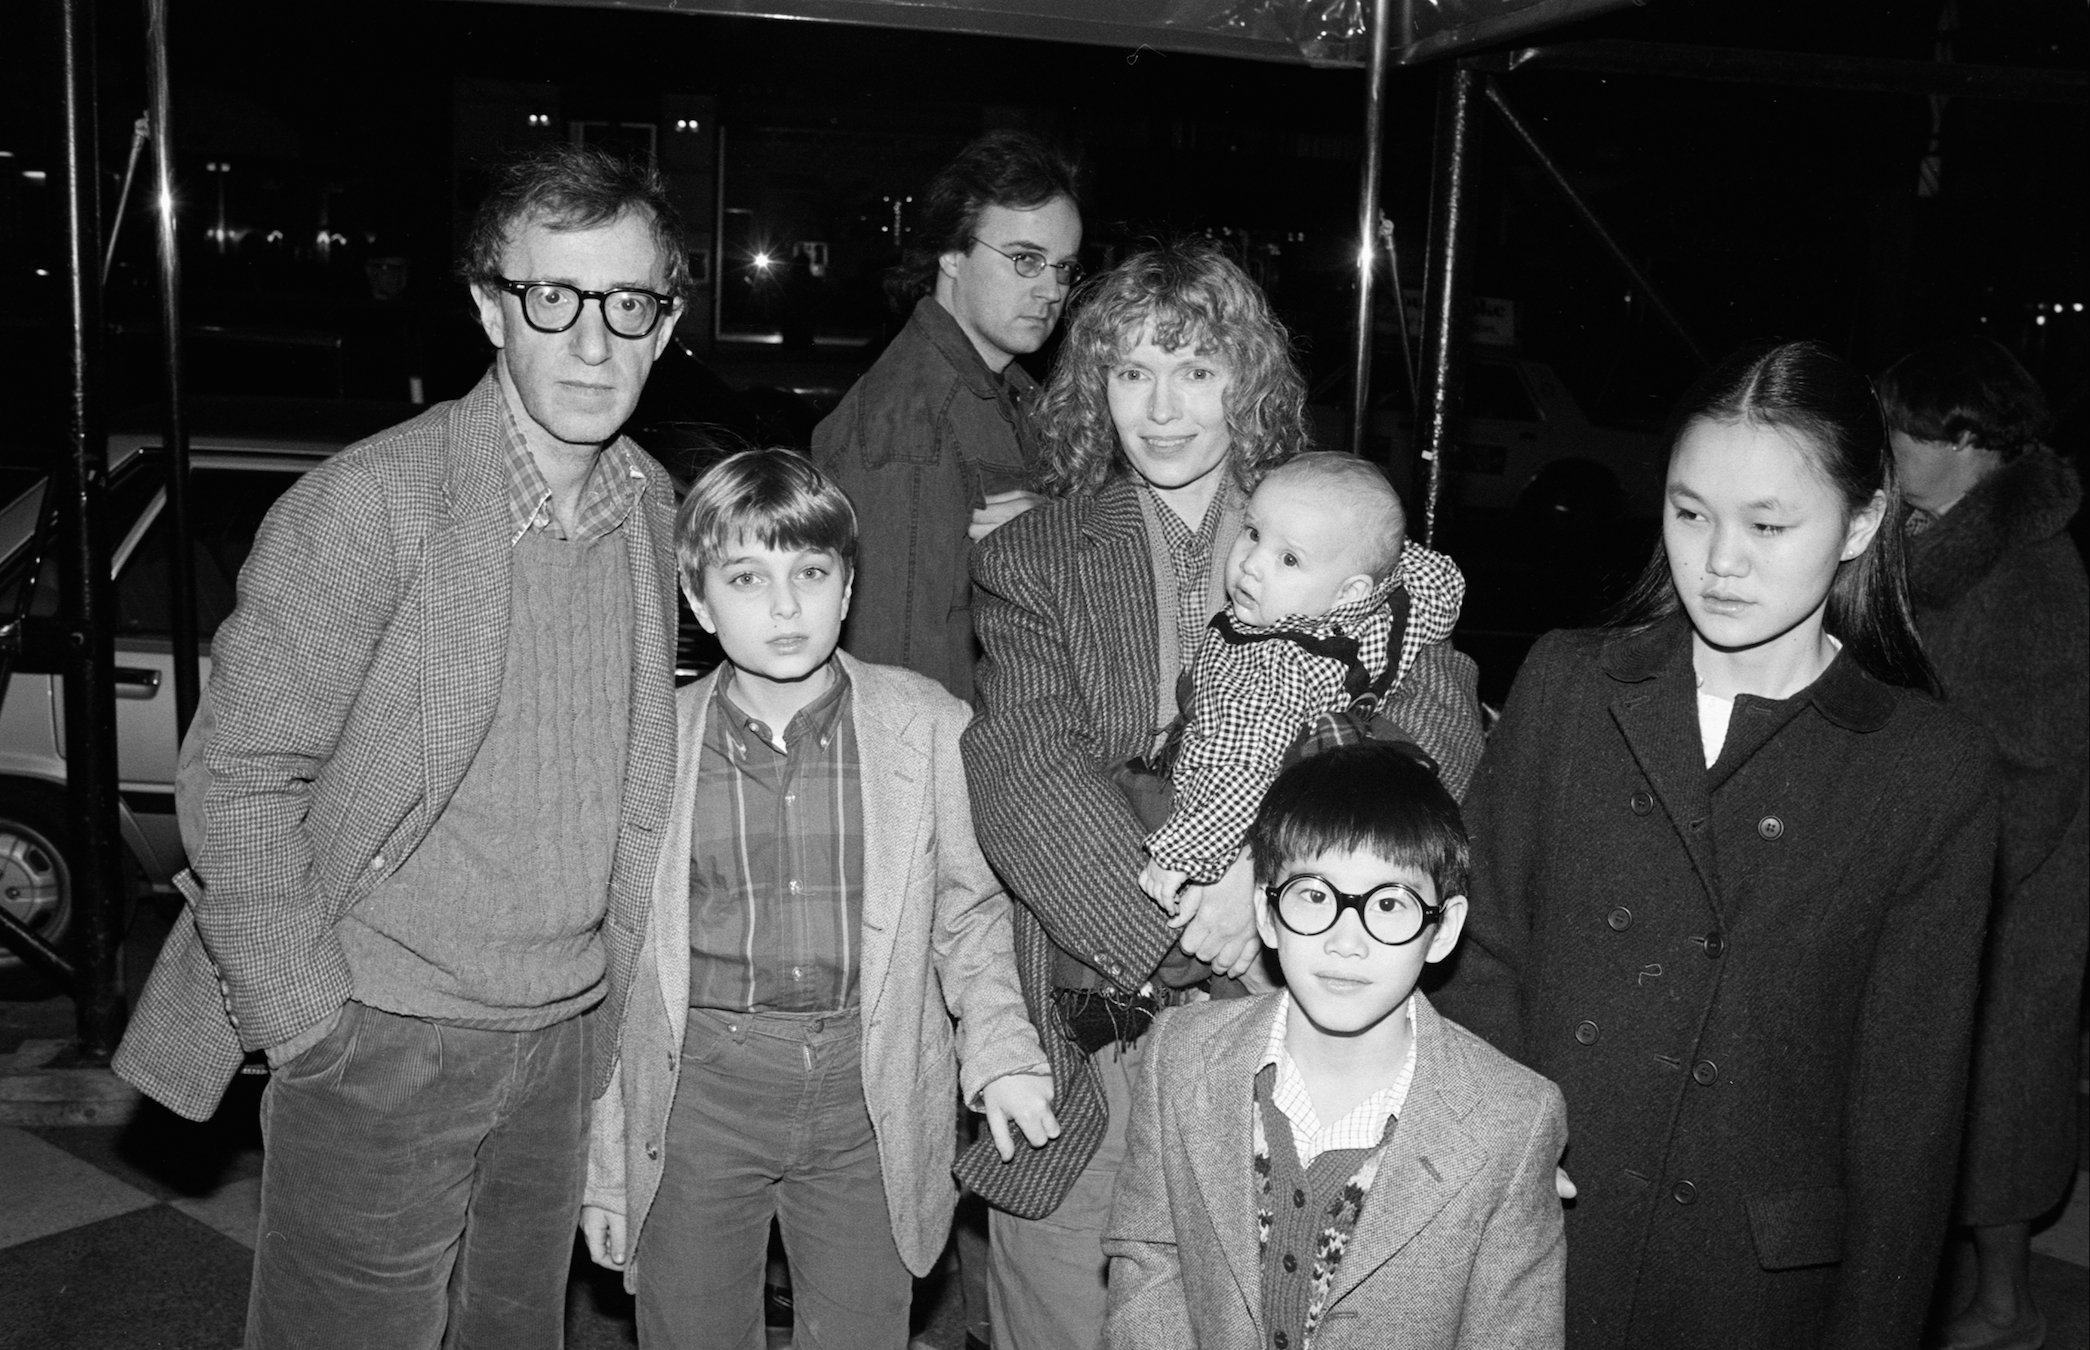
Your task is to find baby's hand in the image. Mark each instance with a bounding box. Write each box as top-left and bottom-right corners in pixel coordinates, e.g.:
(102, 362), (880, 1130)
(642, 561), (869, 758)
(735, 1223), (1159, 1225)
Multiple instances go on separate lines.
(980, 1072), (1061, 1161)
(1138, 859), (1190, 916)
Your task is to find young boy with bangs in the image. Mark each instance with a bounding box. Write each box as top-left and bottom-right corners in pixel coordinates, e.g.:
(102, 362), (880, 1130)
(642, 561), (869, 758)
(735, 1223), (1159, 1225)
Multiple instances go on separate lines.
(579, 448), (1058, 1349)
(1104, 743), (1567, 1350)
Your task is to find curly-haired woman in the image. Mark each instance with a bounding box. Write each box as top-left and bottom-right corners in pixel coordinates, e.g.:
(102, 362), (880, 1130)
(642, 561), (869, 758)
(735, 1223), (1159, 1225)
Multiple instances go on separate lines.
(950, 239), (1485, 1347)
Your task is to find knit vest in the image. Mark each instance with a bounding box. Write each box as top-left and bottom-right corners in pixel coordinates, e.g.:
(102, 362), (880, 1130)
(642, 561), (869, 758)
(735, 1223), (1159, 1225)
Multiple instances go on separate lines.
(1256, 1063), (1394, 1350)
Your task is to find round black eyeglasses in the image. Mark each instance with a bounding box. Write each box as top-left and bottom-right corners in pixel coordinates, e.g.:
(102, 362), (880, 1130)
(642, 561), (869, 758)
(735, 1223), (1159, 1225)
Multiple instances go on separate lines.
(968, 238), (1085, 288)
(493, 279), (677, 339)
(1264, 874), (1447, 947)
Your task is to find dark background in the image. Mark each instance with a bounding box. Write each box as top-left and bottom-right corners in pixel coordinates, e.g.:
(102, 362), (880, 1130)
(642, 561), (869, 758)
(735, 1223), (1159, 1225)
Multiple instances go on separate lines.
(2, 0), (2085, 678)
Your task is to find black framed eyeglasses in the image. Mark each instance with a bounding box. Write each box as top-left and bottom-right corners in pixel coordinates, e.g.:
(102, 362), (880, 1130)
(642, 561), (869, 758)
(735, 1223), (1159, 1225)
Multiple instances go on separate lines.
(968, 238), (1084, 288)
(1265, 874), (1447, 947)
(493, 279), (677, 339)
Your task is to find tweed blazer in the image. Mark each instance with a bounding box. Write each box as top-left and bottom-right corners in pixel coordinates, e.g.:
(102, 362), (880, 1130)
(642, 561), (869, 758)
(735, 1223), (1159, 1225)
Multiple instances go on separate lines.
(113, 372), (681, 1122)
(583, 654), (1049, 1286)
(955, 475), (1487, 1218)
(1435, 619), (1997, 1350)
(1102, 992), (1567, 1350)
(1905, 449), (2089, 1222)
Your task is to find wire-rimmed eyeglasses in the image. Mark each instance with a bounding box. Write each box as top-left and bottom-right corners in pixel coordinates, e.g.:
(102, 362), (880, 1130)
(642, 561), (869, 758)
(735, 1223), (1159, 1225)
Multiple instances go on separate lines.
(968, 238), (1084, 288)
(493, 279), (678, 339)
(1264, 874), (1447, 947)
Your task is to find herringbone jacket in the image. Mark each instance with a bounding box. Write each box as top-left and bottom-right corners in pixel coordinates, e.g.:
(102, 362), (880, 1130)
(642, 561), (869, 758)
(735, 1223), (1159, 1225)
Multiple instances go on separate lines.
(112, 372), (681, 1122)
(953, 475), (1485, 1217)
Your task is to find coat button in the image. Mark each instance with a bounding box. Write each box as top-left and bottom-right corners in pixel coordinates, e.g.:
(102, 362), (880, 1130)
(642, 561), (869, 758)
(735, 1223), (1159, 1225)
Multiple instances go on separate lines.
(1692, 1060), (1718, 1086)
(645, 1142), (660, 1161)
(1282, 1253), (1297, 1272)
(1629, 790), (1654, 816)
(1758, 815), (1784, 840)
(1672, 1180), (1698, 1204)
(1275, 1335), (1289, 1350)
(370, 854), (385, 871)
(1575, 1020), (1599, 1045)
(1293, 1188), (1307, 1208)
(1702, 931), (1727, 959)
(1607, 907), (1633, 931)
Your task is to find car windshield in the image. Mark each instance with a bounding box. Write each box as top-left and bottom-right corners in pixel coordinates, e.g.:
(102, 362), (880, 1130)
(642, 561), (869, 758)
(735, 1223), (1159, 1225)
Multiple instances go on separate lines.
(8, 456), (302, 640)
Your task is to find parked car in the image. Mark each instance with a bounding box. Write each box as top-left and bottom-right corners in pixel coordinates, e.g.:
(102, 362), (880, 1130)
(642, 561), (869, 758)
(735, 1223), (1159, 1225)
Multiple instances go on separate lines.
(0, 357), (791, 994)
(1322, 352), (1667, 540)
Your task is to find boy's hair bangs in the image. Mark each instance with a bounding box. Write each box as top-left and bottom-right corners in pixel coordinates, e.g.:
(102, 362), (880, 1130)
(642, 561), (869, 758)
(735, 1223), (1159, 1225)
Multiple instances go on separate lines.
(676, 448), (857, 589)
(1247, 745), (1470, 900)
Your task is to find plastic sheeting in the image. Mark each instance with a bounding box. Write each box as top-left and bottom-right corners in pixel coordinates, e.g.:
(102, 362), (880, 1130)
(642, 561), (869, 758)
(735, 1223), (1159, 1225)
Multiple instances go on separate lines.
(474, 0), (1635, 68)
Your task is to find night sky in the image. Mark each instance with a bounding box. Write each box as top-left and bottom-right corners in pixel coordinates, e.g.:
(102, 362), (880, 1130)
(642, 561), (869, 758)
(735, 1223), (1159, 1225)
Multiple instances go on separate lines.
(3, 0), (2085, 431)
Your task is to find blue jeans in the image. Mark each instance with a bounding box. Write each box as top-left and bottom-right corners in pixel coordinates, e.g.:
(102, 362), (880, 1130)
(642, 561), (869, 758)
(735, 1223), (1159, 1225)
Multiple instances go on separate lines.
(636, 1006), (911, 1349)
(245, 1000), (592, 1350)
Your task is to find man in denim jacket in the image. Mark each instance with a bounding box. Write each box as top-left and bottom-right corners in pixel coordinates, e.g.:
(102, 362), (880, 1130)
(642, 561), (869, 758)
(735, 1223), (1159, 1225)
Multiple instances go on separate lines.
(813, 130), (1082, 699)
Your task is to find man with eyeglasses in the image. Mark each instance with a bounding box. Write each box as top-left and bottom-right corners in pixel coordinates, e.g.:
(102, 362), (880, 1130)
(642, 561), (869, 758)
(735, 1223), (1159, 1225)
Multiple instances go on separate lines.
(814, 129), (1083, 700)
(115, 142), (685, 1349)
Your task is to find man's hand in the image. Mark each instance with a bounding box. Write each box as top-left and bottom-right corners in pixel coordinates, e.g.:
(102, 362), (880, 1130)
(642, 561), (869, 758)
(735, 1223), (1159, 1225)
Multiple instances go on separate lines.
(1138, 859), (1191, 917)
(580, 1204), (628, 1270)
(262, 1005), (344, 1070)
(980, 1072), (1061, 1161)
(1177, 850), (1261, 980)
(968, 489), (1048, 541)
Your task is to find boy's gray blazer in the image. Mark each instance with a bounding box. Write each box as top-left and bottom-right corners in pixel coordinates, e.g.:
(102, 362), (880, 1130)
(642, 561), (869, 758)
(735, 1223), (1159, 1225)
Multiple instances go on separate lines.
(1103, 992), (1567, 1350)
(584, 653), (1049, 1286)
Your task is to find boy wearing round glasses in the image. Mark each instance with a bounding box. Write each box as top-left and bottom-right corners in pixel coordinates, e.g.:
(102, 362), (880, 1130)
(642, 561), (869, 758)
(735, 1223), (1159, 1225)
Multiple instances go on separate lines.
(1103, 744), (1568, 1350)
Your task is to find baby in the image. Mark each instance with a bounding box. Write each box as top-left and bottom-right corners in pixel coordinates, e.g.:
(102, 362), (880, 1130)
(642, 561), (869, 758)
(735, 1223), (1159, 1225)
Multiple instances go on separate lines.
(1137, 452), (1464, 921)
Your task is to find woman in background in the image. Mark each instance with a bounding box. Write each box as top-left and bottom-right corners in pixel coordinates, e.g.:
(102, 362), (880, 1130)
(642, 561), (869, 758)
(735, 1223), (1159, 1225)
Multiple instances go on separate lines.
(1881, 336), (2087, 1350)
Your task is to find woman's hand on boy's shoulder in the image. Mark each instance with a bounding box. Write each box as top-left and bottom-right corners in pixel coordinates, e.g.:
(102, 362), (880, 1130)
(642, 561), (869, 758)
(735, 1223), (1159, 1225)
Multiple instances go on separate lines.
(580, 1204), (628, 1270)
(979, 1071), (1061, 1162)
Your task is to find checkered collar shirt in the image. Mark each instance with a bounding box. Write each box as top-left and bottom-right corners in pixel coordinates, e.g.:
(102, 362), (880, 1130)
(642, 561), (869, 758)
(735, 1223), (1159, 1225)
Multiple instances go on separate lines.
(1257, 991), (1417, 1167)
(498, 393), (651, 545)
(1148, 478), (1237, 672)
(685, 665), (866, 1014)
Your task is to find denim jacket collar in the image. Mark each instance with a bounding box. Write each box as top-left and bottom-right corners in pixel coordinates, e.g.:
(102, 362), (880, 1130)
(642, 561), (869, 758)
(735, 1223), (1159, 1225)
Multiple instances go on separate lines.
(907, 295), (1039, 405)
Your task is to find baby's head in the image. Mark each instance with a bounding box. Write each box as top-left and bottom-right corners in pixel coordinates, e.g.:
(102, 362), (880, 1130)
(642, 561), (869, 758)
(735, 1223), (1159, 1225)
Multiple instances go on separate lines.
(1224, 452), (1407, 625)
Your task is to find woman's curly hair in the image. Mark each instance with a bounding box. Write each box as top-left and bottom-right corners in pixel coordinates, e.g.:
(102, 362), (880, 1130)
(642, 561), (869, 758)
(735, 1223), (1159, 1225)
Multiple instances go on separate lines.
(1030, 240), (1311, 498)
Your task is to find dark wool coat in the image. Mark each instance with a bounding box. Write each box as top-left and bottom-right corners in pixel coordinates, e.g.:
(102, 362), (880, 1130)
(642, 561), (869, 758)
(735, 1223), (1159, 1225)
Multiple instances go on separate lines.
(953, 475), (1487, 1218)
(1906, 448), (2089, 1225)
(1435, 618), (1997, 1350)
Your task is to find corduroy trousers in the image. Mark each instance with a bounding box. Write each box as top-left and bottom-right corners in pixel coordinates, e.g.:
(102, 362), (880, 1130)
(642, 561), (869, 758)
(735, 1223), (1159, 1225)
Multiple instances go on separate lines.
(245, 1000), (592, 1350)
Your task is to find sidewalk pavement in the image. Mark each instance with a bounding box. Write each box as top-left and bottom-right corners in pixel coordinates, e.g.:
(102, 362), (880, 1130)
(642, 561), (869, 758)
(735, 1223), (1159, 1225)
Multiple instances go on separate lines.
(3, 993), (2083, 1349)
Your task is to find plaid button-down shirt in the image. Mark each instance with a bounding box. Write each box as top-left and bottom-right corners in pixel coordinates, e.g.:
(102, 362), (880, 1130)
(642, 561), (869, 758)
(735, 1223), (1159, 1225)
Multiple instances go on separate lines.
(1150, 481), (1235, 674)
(499, 398), (652, 545)
(686, 667), (866, 1014)
(1258, 991), (1417, 1166)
